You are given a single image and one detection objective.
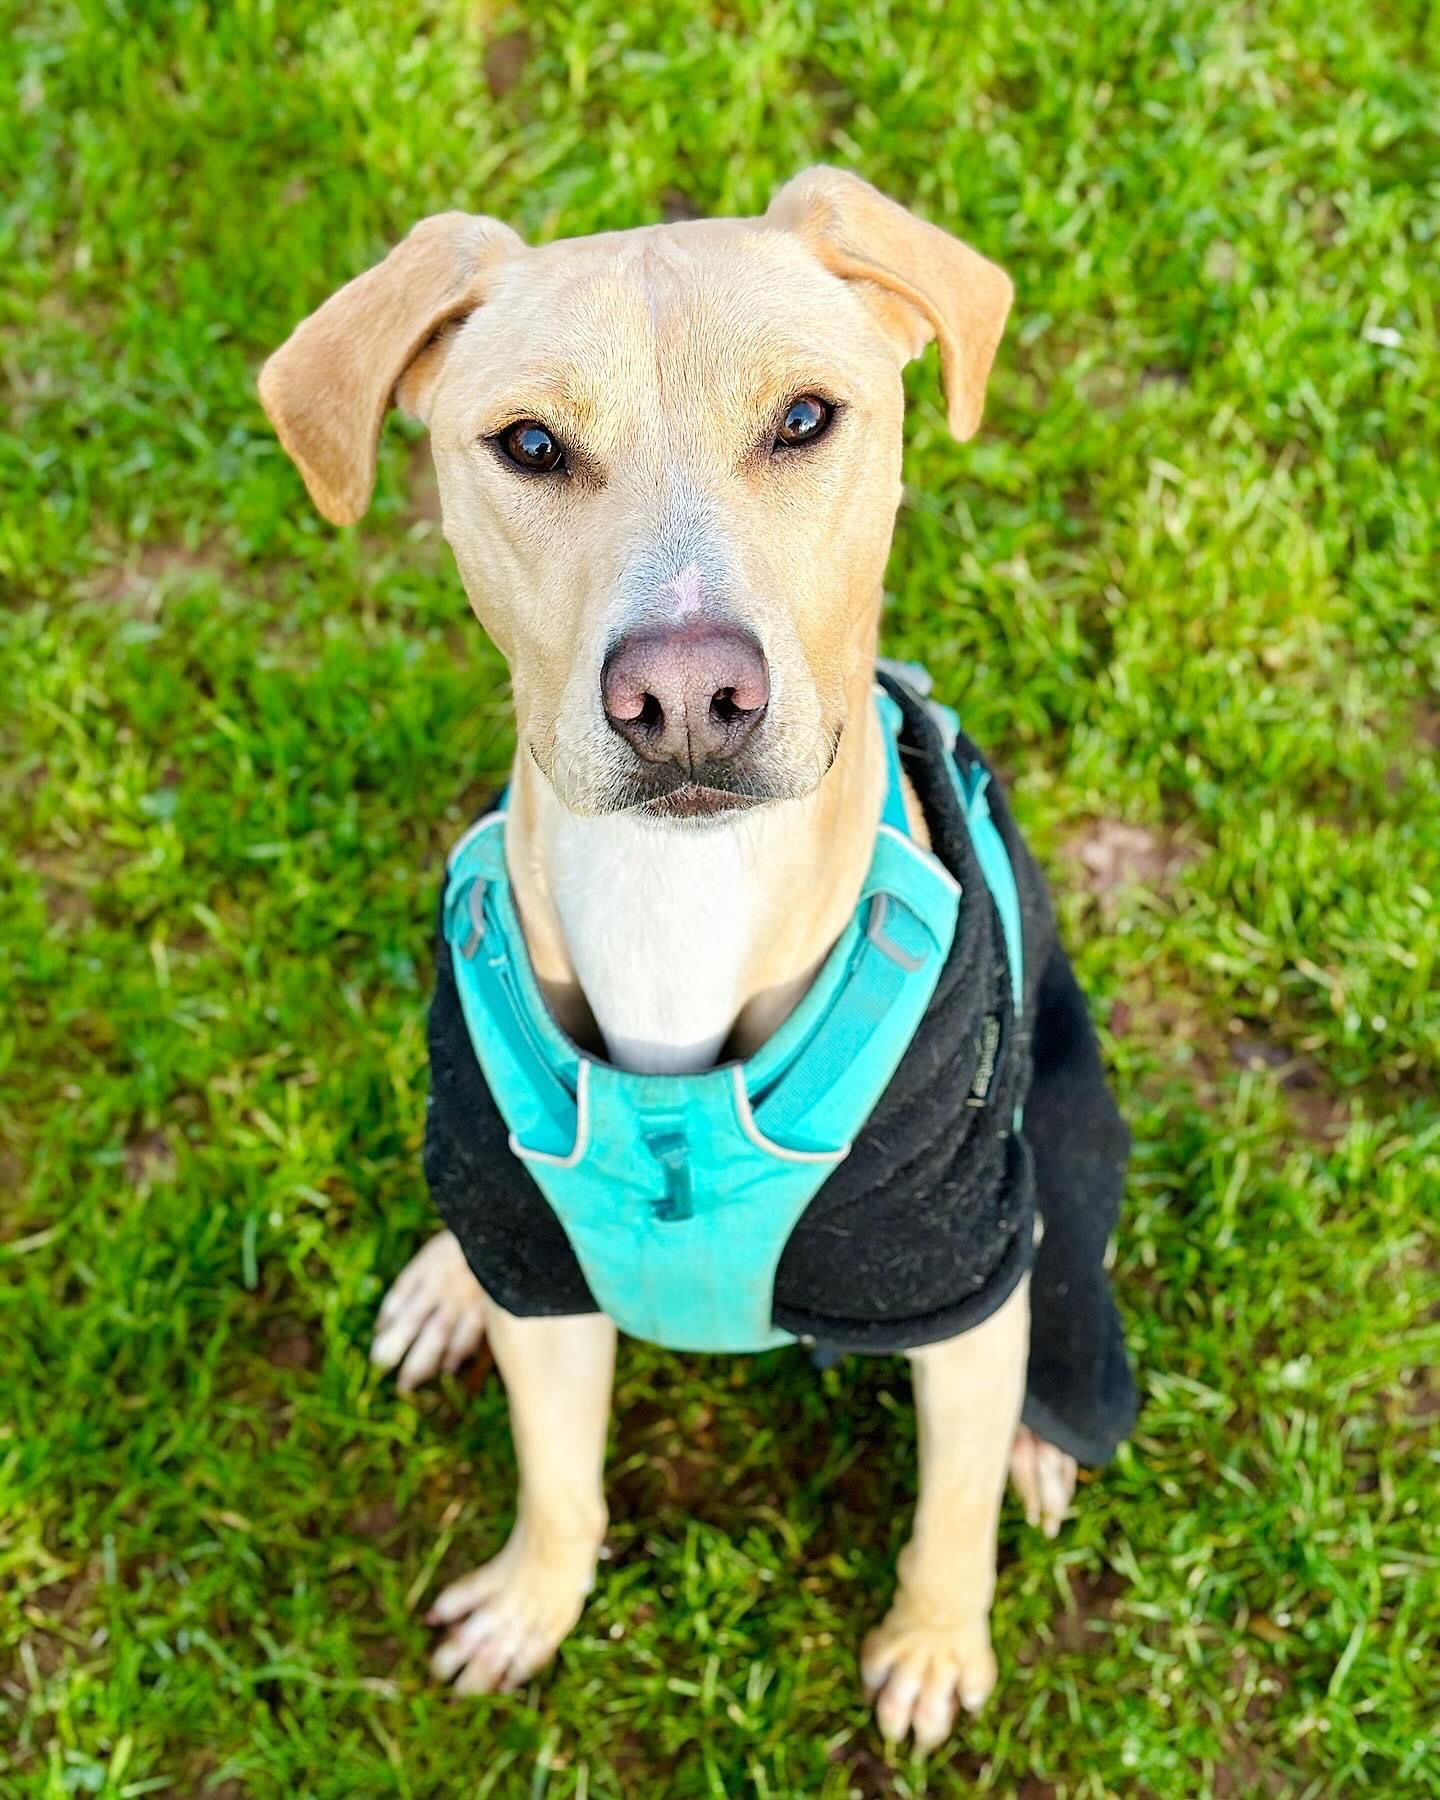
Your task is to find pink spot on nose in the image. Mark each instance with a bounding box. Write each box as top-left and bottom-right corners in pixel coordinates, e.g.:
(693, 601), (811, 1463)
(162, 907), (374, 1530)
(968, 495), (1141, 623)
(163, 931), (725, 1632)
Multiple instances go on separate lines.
(662, 562), (705, 620)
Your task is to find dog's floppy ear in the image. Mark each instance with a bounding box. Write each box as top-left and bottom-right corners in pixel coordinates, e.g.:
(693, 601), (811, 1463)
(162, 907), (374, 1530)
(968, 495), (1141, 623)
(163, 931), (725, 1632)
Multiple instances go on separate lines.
(258, 212), (523, 525)
(766, 167), (1012, 441)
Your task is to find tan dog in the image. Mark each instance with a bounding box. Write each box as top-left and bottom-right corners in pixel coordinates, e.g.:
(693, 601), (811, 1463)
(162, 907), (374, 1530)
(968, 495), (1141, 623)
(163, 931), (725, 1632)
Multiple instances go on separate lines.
(261, 168), (1077, 1750)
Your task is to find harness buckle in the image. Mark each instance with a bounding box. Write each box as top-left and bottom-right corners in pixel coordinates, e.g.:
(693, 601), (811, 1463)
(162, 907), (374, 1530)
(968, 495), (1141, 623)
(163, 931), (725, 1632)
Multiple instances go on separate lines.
(646, 1131), (693, 1222)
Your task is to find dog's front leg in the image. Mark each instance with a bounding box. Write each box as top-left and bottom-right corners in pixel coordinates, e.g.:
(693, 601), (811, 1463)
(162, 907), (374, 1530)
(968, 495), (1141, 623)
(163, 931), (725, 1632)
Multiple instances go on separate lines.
(862, 1276), (1029, 1749)
(374, 1231), (616, 1693)
(428, 1297), (616, 1693)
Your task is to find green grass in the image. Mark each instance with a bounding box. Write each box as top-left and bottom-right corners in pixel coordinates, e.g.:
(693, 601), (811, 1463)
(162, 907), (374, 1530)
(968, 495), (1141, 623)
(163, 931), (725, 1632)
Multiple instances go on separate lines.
(3, 1), (1437, 1794)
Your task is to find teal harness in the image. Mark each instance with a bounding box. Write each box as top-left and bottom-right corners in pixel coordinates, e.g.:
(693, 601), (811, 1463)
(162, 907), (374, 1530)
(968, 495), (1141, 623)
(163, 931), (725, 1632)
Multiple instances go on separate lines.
(441, 682), (1024, 1354)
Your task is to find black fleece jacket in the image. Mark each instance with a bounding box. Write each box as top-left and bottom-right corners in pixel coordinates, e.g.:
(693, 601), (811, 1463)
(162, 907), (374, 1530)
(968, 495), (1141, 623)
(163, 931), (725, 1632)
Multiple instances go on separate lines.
(424, 675), (1137, 1467)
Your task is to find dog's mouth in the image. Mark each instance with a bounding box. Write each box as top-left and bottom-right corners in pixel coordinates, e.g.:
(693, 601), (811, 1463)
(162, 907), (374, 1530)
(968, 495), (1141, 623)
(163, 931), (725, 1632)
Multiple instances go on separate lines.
(638, 782), (762, 821)
(531, 722), (843, 822)
(614, 746), (835, 824)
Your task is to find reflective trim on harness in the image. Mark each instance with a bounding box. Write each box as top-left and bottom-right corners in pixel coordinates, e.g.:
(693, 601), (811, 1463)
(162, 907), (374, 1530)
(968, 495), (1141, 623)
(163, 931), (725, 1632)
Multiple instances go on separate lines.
(730, 1067), (851, 1164)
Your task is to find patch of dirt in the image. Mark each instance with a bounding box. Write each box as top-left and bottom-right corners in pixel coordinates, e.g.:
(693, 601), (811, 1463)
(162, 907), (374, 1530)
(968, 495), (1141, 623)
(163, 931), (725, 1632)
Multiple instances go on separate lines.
(123, 1129), (175, 1186)
(354, 1629), (408, 1684)
(483, 28), (530, 97)
(40, 881), (90, 927)
(0, 1148), (24, 1199)
(1072, 364), (1130, 410)
(264, 1321), (316, 1370)
(650, 1448), (722, 1510)
(1213, 1756), (1288, 1800)
(21, 850), (96, 927)
(1053, 1563), (1127, 1653)
(27, 1567), (99, 1624)
(1105, 973), (1228, 1104)
(609, 1396), (729, 1518)
(1211, 1704), (1296, 1797)
(19, 1629), (66, 1679)
(1204, 1645), (1301, 1798)
(1413, 703), (1440, 751)
(81, 540), (230, 612)
(1286, 1085), (1349, 1143)
(828, 1737), (900, 1796)
(935, 1758), (1055, 1800)
(1227, 1032), (1310, 1081)
(404, 436), (443, 527)
(1225, 1023), (1350, 1142)
(348, 1499), (400, 1539)
(18, 1564), (102, 1685)
(1067, 819), (1193, 898)
(1102, 959), (1363, 1151)
(460, 1338), (496, 1393)
(33, 871), (92, 928)
(661, 189), (702, 222)
(185, 1752), (250, 1798)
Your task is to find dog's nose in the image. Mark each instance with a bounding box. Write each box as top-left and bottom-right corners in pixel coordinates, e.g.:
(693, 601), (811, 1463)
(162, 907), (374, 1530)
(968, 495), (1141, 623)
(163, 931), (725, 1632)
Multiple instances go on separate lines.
(602, 623), (770, 769)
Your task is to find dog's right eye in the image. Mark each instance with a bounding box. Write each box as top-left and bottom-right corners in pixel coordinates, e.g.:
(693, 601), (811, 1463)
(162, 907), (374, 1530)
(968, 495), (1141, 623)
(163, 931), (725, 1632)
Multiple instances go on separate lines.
(495, 420), (566, 475)
(775, 395), (834, 449)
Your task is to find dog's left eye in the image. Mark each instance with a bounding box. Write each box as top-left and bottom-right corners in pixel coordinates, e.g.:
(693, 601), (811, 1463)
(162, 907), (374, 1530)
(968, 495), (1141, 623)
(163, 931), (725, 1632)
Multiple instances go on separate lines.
(496, 420), (566, 474)
(775, 395), (833, 449)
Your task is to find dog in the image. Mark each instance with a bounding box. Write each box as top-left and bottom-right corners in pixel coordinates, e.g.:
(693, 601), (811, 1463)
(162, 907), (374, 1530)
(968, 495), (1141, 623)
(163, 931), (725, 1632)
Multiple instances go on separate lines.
(259, 167), (1135, 1750)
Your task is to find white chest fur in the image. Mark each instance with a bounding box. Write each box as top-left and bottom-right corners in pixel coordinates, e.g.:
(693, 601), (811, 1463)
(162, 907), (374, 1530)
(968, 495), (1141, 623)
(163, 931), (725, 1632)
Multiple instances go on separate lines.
(539, 806), (777, 1075)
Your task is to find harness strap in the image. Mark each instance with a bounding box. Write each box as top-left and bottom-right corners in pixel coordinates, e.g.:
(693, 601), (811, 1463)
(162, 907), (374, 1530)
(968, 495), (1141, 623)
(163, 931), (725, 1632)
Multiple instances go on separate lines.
(746, 825), (958, 1154)
(876, 688), (913, 835)
(956, 765), (1024, 1016)
(888, 678), (1024, 1017)
(444, 816), (586, 1163)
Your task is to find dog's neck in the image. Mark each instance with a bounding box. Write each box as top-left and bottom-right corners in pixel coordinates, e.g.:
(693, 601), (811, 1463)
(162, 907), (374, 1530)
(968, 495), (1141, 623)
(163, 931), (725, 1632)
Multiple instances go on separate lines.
(504, 670), (886, 1074)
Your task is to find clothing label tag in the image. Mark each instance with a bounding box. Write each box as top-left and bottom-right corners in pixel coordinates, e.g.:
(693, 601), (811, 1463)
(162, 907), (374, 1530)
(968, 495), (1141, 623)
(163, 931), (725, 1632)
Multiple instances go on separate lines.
(967, 1013), (1003, 1107)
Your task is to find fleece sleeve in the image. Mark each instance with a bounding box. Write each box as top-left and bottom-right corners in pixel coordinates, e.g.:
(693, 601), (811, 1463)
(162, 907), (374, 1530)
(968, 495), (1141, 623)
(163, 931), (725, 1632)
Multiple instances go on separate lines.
(1019, 947), (1138, 1465)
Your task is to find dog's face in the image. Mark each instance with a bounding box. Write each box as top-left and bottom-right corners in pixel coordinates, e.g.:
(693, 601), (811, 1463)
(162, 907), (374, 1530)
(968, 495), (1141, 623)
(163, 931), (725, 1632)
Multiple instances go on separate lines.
(416, 223), (905, 818)
(261, 170), (1011, 821)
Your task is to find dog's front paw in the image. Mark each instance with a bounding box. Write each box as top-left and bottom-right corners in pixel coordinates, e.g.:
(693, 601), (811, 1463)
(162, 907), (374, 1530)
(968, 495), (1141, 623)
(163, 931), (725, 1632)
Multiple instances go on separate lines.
(861, 1605), (997, 1750)
(1007, 1425), (1077, 1538)
(426, 1529), (599, 1694)
(371, 1230), (488, 1392)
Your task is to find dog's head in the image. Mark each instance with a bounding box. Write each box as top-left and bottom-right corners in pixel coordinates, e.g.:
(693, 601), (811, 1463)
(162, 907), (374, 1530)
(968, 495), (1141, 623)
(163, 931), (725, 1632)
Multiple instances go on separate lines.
(261, 169), (1010, 822)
